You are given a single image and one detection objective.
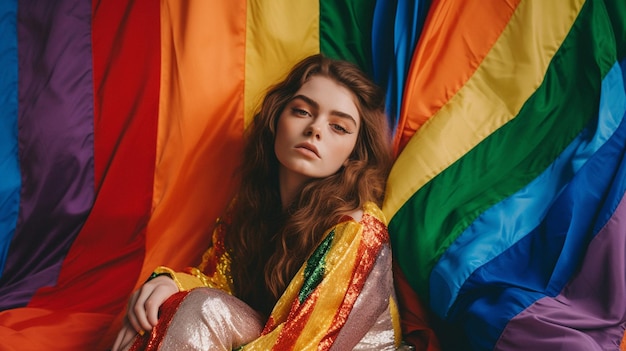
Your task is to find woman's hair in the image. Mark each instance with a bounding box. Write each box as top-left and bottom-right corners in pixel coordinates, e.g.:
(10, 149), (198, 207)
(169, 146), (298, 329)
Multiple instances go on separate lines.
(224, 54), (393, 315)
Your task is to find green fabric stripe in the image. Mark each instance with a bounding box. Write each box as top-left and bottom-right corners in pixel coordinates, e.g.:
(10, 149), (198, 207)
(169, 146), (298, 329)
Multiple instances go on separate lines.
(299, 229), (334, 303)
(319, 0), (376, 75)
(606, 0), (626, 59)
(390, 0), (625, 301)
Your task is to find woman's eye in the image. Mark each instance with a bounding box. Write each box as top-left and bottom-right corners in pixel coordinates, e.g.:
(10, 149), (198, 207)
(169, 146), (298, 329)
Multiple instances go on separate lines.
(331, 124), (351, 134)
(291, 108), (310, 117)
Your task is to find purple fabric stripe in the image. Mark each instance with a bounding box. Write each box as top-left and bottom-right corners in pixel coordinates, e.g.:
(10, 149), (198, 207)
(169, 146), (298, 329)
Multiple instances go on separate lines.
(0, 0), (94, 309)
(495, 194), (626, 350)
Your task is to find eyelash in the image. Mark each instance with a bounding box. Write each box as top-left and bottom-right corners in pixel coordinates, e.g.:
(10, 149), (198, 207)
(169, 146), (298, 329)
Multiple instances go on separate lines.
(292, 108), (311, 117)
(331, 124), (350, 134)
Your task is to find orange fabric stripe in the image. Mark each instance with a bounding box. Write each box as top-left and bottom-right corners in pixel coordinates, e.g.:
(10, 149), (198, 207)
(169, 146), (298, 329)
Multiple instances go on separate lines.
(392, 0), (521, 155)
(142, 0), (247, 278)
(0, 308), (113, 350)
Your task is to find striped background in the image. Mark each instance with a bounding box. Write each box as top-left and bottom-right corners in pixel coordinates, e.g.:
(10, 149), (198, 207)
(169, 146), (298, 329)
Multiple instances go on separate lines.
(0, 1), (624, 350)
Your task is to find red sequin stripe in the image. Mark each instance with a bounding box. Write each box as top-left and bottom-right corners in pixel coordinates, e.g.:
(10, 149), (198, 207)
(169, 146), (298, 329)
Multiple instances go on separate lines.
(271, 291), (320, 350)
(129, 291), (191, 351)
(262, 315), (277, 335)
(318, 213), (388, 350)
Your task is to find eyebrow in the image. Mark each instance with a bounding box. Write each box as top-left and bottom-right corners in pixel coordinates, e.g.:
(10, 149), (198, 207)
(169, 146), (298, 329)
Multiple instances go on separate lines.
(292, 94), (358, 127)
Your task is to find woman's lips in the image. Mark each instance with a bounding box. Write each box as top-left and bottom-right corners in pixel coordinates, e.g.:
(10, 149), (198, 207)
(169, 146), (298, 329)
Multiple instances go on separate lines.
(295, 142), (320, 158)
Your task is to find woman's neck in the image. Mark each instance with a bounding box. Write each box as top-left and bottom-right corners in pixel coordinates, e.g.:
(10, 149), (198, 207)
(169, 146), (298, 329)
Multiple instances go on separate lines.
(278, 168), (309, 209)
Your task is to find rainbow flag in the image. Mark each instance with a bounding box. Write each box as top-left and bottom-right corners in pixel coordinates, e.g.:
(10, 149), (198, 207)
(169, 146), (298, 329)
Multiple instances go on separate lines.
(386, 0), (626, 350)
(0, 0), (624, 350)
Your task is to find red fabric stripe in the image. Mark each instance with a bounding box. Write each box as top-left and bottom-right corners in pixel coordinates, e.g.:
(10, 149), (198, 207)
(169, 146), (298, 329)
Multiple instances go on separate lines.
(393, 261), (441, 351)
(24, 0), (160, 348)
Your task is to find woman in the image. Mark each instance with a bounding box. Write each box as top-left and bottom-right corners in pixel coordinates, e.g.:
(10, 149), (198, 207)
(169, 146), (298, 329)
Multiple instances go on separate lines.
(113, 54), (400, 351)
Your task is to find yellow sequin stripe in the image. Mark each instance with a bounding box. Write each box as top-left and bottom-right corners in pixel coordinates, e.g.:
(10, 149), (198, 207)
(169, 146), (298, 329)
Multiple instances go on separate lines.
(363, 201), (388, 225)
(153, 214), (235, 294)
(243, 221), (362, 350)
(197, 222), (226, 273)
(152, 264), (233, 294)
(152, 266), (204, 291)
(243, 202), (389, 350)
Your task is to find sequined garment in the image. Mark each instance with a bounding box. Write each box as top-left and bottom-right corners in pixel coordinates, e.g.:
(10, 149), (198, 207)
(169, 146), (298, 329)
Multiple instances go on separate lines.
(129, 202), (401, 350)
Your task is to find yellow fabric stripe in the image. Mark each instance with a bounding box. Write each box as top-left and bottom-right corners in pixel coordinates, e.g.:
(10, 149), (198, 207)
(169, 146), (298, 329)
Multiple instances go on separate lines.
(383, 0), (585, 219)
(244, 0), (320, 126)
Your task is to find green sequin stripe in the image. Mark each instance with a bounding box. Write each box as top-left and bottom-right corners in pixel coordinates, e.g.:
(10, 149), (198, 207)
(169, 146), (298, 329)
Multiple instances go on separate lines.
(298, 229), (335, 304)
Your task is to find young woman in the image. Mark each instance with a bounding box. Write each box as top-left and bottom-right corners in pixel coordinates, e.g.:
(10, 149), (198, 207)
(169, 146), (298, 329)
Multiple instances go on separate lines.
(112, 54), (400, 351)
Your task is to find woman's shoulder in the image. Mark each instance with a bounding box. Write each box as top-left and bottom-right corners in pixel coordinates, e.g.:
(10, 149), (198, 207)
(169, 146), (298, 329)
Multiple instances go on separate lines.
(344, 208), (364, 222)
(334, 201), (389, 246)
(342, 201), (387, 226)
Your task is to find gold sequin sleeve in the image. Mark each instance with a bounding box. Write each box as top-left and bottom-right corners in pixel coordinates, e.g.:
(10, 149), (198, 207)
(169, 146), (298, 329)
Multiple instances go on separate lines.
(151, 217), (234, 294)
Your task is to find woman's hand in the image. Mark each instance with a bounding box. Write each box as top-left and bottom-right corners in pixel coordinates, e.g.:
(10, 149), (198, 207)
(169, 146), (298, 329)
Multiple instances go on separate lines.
(111, 321), (138, 351)
(111, 276), (178, 351)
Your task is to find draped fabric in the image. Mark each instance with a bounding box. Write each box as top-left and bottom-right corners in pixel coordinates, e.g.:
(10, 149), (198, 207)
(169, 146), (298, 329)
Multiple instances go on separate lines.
(385, 0), (626, 350)
(0, 1), (624, 350)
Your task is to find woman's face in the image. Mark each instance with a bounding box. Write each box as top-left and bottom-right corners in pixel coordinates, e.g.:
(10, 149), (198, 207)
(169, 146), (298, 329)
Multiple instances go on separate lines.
(274, 75), (360, 188)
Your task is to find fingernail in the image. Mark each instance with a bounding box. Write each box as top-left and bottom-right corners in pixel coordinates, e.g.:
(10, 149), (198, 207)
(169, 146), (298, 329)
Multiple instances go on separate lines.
(138, 330), (145, 336)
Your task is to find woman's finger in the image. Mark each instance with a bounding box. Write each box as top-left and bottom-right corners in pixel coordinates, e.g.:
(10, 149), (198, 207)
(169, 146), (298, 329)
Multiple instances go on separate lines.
(132, 286), (157, 332)
(112, 322), (139, 351)
(144, 277), (178, 326)
(125, 291), (145, 334)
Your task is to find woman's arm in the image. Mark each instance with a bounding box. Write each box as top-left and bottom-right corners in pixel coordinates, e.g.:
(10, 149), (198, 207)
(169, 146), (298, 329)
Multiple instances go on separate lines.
(152, 217), (234, 293)
(112, 275), (179, 351)
(329, 242), (399, 350)
(112, 218), (233, 350)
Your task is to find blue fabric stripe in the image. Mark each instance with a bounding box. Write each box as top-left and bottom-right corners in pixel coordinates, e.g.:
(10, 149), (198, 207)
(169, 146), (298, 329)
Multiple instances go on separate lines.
(371, 0), (398, 128)
(459, 62), (626, 350)
(391, 0), (430, 128)
(371, 0), (395, 85)
(371, 0), (431, 130)
(0, 0), (19, 276)
(463, 108), (626, 351)
(429, 61), (626, 319)
(592, 58), (626, 234)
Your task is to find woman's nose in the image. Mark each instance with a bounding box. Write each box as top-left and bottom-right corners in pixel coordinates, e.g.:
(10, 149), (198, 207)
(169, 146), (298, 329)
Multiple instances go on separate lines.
(305, 123), (322, 139)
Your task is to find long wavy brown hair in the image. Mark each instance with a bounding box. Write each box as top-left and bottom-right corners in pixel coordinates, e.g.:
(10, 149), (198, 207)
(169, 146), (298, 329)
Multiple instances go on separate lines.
(224, 54), (393, 316)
